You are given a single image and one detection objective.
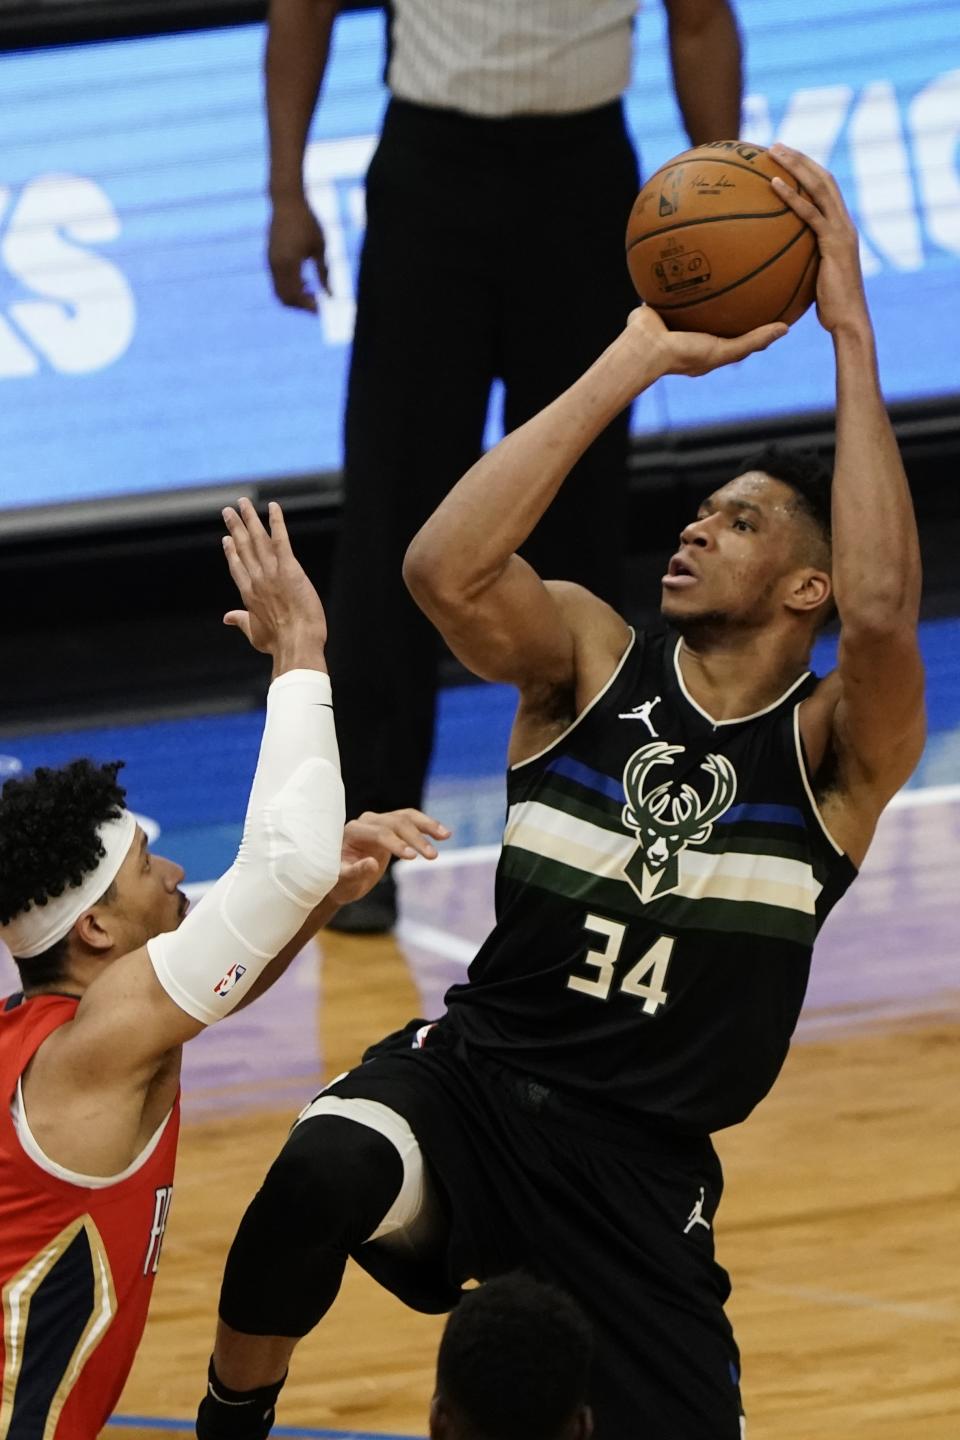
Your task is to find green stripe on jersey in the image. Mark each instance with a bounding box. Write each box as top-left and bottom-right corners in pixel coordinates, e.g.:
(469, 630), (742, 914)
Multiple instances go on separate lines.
(504, 794), (821, 916)
(524, 774), (622, 828)
(500, 846), (816, 945)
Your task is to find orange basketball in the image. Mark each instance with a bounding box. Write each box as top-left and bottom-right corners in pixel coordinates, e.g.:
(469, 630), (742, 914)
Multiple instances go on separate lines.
(625, 141), (819, 337)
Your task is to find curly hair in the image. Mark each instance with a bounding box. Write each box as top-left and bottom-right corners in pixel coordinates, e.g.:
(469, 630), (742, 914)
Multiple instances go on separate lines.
(436, 1274), (593, 1440)
(0, 759), (127, 988)
(737, 443), (833, 550)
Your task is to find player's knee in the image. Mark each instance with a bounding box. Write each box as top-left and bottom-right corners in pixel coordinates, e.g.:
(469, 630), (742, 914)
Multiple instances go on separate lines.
(259, 1115), (405, 1250)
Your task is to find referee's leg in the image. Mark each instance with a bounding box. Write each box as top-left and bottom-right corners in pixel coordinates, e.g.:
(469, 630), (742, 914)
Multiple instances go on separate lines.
(502, 103), (639, 608)
(324, 106), (499, 821)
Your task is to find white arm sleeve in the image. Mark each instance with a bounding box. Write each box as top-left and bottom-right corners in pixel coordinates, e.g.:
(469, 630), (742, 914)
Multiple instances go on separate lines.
(243, 668), (340, 832)
(147, 669), (345, 1025)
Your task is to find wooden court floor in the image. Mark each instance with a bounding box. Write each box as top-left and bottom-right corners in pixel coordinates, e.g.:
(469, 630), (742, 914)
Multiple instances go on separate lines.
(110, 921), (960, 1438)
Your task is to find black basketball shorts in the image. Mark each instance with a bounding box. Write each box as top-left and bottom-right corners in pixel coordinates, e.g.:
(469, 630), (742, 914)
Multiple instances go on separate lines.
(322, 1020), (745, 1440)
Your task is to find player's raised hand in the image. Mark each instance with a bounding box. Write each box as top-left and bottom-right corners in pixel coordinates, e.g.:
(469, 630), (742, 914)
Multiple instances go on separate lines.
(767, 145), (869, 337)
(221, 498), (327, 657)
(626, 304), (787, 380)
(328, 809), (453, 907)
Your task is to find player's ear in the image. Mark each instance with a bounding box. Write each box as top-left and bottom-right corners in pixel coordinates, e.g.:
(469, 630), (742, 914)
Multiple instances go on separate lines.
(74, 907), (115, 955)
(785, 566), (831, 617)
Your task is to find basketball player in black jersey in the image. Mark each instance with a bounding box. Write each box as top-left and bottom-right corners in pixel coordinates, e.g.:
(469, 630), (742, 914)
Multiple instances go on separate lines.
(196, 150), (923, 1440)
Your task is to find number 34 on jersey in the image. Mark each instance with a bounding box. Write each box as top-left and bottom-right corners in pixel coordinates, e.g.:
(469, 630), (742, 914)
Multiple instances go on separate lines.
(567, 914), (674, 1015)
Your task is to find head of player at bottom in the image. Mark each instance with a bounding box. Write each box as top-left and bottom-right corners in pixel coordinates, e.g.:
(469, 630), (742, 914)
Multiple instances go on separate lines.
(430, 1274), (594, 1440)
(661, 443), (834, 646)
(0, 758), (187, 996)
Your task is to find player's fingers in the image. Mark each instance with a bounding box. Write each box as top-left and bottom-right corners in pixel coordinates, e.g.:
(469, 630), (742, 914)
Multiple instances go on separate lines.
(767, 142), (823, 184)
(369, 810), (445, 857)
(347, 821), (419, 861)
(339, 856), (379, 881)
(236, 495), (269, 542)
(222, 505), (261, 580)
(721, 322), (789, 364)
(223, 609), (252, 642)
(266, 500), (294, 559)
(237, 497), (275, 571)
(770, 176), (824, 231)
(364, 808), (452, 840)
(769, 144), (843, 211)
(353, 815), (441, 860)
(221, 534), (254, 597)
(266, 502), (309, 583)
(378, 821), (431, 860)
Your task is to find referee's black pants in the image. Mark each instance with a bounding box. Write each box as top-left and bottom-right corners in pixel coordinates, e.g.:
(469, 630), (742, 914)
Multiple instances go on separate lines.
(325, 97), (640, 817)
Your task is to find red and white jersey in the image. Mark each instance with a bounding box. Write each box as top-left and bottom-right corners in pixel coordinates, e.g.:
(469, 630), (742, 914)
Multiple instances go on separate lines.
(0, 991), (180, 1438)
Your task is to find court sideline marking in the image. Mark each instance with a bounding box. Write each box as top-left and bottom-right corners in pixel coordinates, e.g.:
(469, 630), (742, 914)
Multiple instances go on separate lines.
(108, 1418), (418, 1439)
(745, 1281), (960, 1323)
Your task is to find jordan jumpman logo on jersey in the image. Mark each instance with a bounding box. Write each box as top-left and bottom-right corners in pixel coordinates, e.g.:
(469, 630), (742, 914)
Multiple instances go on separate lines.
(618, 695), (661, 737)
(683, 1186), (711, 1234)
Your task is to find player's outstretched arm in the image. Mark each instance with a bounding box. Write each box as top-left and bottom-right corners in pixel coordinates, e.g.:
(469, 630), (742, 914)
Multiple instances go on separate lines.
(403, 307), (786, 699)
(231, 807), (450, 1011)
(59, 502), (345, 1076)
(773, 146), (925, 854)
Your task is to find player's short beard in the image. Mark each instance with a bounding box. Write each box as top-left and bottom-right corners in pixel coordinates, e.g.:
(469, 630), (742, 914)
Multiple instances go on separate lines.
(663, 609), (734, 645)
(663, 575), (779, 646)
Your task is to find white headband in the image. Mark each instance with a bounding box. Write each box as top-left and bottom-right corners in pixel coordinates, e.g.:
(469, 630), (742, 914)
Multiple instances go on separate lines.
(0, 810), (138, 960)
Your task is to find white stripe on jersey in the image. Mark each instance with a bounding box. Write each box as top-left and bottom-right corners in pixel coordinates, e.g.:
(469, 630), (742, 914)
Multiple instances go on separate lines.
(504, 800), (823, 914)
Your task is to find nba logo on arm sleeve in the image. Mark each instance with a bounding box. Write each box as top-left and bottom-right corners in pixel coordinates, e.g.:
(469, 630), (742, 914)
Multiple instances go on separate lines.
(213, 964), (247, 999)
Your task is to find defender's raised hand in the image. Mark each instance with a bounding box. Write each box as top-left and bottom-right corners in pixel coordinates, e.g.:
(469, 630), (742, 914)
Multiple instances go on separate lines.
(767, 144), (869, 337)
(328, 809), (453, 908)
(221, 498), (327, 658)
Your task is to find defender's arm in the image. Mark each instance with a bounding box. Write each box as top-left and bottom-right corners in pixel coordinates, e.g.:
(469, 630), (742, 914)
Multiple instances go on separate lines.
(231, 807), (450, 1011)
(53, 503), (345, 1081)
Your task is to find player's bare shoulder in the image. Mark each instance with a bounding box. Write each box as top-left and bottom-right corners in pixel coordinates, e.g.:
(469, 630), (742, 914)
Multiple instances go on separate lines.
(509, 583), (632, 766)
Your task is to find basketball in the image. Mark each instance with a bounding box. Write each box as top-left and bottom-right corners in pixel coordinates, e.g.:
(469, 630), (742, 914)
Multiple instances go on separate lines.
(625, 141), (819, 337)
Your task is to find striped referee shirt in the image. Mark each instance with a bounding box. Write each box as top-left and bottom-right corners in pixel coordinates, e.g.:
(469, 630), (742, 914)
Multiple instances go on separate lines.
(386, 0), (640, 118)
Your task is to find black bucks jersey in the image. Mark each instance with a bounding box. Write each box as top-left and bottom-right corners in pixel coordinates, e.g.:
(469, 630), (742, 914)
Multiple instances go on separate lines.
(443, 629), (857, 1133)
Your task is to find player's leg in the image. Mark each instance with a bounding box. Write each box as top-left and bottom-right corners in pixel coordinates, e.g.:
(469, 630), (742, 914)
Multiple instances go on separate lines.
(196, 1099), (447, 1439)
(579, 1280), (744, 1440)
(324, 101), (499, 828)
(500, 101), (639, 607)
(528, 1130), (744, 1439)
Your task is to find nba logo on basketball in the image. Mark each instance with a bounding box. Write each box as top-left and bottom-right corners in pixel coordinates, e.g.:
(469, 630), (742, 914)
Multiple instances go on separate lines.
(213, 963), (247, 997)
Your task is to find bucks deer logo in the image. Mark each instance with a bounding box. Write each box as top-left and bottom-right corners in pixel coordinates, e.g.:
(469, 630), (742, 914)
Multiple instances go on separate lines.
(622, 742), (737, 902)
